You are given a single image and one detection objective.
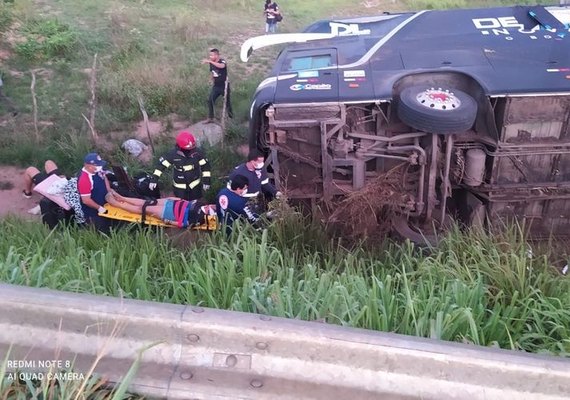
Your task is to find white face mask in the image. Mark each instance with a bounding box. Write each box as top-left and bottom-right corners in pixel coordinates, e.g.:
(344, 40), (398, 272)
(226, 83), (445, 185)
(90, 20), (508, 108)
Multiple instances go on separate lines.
(253, 162), (264, 170)
(241, 188), (248, 196)
(95, 166), (103, 173)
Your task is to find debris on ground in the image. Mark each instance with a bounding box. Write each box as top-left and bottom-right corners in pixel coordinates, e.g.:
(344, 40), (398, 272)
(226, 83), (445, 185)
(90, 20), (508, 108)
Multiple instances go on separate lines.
(327, 164), (412, 240)
(122, 139), (148, 157)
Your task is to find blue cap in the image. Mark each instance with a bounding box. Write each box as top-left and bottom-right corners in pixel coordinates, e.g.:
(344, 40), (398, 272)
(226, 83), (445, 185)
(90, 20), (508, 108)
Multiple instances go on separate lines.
(84, 152), (107, 167)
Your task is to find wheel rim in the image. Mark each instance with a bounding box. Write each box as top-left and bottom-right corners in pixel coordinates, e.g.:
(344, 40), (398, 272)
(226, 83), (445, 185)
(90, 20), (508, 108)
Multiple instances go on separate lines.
(415, 88), (461, 111)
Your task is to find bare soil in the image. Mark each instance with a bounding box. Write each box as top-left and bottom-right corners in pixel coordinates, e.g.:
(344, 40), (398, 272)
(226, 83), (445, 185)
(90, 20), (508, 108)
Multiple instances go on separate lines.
(0, 166), (40, 220)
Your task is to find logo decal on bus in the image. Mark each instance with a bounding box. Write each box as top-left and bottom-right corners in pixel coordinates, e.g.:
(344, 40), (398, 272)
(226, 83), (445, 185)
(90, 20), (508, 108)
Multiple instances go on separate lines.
(472, 16), (569, 40)
(329, 22), (371, 36)
(290, 83), (332, 91)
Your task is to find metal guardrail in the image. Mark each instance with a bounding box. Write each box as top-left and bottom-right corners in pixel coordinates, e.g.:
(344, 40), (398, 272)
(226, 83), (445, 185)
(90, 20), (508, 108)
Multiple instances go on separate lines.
(1, 283), (569, 399)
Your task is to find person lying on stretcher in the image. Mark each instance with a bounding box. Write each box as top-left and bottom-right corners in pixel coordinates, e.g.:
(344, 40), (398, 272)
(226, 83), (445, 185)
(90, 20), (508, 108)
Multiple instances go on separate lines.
(105, 191), (215, 228)
(104, 174), (260, 232)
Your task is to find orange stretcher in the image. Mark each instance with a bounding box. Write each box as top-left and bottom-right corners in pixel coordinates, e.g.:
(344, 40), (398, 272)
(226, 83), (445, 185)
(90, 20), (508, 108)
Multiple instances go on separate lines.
(99, 203), (218, 230)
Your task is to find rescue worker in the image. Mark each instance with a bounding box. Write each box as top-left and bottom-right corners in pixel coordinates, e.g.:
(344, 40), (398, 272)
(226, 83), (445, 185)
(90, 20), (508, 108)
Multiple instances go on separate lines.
(216, 174), (260, 235)
(228, 149), (282, 201)
(149, 131), (211, 201)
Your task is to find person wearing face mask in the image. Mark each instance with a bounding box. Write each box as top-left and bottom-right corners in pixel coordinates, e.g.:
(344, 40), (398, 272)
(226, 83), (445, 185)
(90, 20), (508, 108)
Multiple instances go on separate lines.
(149, 131), (211, 201)
(77, 152), (112, 232)
(228, 149), (282, 202)
(216, 174), (260, 235)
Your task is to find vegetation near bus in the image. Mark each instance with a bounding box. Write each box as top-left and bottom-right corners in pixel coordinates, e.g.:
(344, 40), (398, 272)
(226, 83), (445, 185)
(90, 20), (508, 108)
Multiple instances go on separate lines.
(1, 215), (569, 357)
(0, 1), (569, 396)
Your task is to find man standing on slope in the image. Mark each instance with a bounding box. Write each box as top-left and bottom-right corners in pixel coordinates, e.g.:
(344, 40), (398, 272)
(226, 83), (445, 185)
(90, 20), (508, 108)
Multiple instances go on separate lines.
(201, 48), (234, 123)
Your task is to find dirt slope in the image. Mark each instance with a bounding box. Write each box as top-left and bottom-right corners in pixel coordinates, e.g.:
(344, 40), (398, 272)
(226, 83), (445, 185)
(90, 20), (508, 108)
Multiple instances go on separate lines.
(0, 166), (39, 219)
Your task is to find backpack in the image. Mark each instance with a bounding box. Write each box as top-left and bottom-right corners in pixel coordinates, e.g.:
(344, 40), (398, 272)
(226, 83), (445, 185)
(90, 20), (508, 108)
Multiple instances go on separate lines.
(133, 172), (161, 199)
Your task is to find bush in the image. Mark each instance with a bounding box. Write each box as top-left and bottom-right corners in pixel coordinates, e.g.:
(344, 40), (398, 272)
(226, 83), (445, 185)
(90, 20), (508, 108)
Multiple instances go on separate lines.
(109, 36), (147, 69)
(15, 18), (77, 62)
(0, 3), (13, 33)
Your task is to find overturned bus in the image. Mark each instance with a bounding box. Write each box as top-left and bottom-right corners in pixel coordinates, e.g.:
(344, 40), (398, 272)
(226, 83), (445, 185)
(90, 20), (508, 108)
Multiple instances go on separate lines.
(242, 5), (570, 239)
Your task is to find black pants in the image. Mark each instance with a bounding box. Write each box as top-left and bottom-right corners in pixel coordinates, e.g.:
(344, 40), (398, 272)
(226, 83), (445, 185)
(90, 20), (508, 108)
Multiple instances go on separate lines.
(208, 84), (233, 119)
(32, 169), (61, 185)
(85, 214), (113, 234)
(40, 198), (74, 229)
(173, 186), (203, 201)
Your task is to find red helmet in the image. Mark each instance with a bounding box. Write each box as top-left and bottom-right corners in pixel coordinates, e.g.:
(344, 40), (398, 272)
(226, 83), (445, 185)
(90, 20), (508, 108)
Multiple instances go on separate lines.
(176, 131), (196, 150)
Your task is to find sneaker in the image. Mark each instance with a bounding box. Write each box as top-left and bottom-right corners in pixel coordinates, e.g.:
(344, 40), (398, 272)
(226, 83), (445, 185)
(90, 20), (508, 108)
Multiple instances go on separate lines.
(22, 190), (32, 199)
(27, 205), (41, 215)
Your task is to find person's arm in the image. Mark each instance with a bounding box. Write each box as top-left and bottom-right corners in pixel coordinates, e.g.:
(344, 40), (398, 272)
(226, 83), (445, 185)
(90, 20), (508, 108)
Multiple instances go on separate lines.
(81, 195), (104, 212)
(103, 173), (111, 192)
(241, 203), (260, 225)
(151, 151), (173, 183)
(201, 59), (226, 69)
(260, 169), (278, 197)
(198, 151), (212, 186)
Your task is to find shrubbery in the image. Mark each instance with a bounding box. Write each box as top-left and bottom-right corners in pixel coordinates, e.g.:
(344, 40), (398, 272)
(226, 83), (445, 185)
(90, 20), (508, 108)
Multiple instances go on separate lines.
(15, 18), (77, 62)
(0, 2), (13, 33)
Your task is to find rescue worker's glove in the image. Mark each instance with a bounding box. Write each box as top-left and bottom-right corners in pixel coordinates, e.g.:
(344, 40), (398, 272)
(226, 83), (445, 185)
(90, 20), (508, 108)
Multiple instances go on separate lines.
(202, 184), (210, 191)
(148, 182), (157, 191)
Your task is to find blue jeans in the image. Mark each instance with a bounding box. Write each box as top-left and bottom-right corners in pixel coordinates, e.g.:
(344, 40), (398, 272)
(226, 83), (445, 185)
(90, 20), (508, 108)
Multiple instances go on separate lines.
(266, 21), (277, 33)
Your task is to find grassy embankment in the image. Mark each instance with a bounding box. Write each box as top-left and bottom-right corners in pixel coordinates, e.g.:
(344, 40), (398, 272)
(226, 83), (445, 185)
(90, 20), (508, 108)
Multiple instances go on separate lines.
(0, 0), (569, 398)
(0, 216), (569, 355)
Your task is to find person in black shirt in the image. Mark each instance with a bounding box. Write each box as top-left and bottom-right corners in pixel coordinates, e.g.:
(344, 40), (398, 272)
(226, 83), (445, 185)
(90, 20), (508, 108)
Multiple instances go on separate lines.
(228, 149), (282, 202)
(264, 1), (280, 33)
(201, 48), (234, 122)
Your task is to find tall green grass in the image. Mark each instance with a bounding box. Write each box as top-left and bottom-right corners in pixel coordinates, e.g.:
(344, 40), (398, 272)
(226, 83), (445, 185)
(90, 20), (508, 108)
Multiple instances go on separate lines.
(1, 216), (568, 356)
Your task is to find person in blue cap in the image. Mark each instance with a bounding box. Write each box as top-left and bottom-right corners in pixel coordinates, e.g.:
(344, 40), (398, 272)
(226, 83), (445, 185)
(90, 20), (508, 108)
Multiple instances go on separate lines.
(78, 152), (112, 232)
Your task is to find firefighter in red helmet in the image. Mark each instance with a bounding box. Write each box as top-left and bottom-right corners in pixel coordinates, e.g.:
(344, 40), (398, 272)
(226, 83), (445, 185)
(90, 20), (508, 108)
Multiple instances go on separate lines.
(149, 131), (212, 201)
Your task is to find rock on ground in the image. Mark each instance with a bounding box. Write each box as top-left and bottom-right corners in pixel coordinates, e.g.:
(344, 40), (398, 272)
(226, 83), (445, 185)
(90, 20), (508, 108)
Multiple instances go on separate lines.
(188, 121), (224, 147)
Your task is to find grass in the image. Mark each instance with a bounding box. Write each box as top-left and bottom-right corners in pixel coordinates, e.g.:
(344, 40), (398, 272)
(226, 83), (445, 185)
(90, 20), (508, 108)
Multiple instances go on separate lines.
(0, 216), (568, 356)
